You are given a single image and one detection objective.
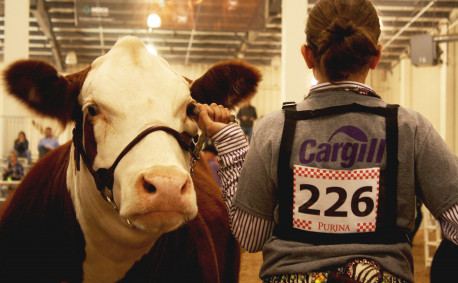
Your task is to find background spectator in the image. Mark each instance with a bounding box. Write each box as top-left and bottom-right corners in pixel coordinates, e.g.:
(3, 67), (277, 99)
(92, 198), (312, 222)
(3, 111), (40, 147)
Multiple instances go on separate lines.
(236, 100), (257, 143)
(14, 131), (31, 164)
(38, 127), (60, 158)
(2, 152), (24, 181)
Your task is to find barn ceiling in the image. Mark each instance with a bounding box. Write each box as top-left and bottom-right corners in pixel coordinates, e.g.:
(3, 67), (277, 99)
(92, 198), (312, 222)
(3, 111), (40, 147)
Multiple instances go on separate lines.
(0, 0), (457, 72)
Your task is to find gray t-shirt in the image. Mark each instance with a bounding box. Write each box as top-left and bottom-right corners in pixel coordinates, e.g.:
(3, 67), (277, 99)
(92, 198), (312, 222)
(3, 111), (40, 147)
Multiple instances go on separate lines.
(234, 91), (458, 282)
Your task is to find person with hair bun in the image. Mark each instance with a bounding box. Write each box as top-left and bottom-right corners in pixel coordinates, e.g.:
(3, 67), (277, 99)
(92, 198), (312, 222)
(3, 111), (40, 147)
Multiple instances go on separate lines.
(197, 0), (458, 282)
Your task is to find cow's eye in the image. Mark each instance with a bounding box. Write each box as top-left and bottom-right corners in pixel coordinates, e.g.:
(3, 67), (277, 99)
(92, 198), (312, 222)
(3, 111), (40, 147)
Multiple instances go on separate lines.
(186, 103), (199, 121)
(88, 104), (100, 116)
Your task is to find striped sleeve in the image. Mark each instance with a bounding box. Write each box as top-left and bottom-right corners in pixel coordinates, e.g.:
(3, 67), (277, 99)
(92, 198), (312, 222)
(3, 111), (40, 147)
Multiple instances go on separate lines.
(213, 124), (275, 252)
(439, 203), (458, 245)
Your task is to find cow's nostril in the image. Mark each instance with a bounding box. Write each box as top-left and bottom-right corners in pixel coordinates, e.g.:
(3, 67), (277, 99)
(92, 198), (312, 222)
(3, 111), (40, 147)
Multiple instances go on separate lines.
(180, 178), (190, 194)
(143, 179), (157, 193)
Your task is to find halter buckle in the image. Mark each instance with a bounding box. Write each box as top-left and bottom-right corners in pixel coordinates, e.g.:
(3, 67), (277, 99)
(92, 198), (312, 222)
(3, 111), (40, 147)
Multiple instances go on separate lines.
(101, 187), (119, 212)
(189, 128), (207, 176)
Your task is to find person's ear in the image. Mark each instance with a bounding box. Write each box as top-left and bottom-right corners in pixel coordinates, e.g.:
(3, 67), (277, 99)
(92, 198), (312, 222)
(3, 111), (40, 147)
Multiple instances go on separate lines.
(369, 45), (383, 69)
(301, 45), (315, 69)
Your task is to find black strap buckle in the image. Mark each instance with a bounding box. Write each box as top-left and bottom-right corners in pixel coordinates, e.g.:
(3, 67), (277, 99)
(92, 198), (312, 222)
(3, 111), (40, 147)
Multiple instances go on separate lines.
(282, 101), (297, 110)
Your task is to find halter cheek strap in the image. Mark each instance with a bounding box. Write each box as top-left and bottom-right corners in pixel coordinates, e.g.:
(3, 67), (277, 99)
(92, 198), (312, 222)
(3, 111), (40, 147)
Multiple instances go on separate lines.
(72, 122), (203, 227)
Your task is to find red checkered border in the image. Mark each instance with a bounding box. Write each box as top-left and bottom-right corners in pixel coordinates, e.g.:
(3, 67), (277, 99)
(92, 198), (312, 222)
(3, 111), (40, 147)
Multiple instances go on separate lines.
(293, 166), (380, 181)
(293, 219), (312, 231)
(356, 222), (376, 232)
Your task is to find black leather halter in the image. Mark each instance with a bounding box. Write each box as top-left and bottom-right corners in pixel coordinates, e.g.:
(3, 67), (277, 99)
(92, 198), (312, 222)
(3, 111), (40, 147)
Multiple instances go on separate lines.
(72, 122), (201, 227)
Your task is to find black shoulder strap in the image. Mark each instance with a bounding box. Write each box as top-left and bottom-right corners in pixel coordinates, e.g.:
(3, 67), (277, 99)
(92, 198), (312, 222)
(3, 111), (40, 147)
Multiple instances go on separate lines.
(277, 102), (297, 232)
(383, 104), (399, 230)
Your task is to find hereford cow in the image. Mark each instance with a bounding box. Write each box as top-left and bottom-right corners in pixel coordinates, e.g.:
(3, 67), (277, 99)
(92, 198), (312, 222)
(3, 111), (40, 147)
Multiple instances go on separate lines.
(0, 36), (261, 282)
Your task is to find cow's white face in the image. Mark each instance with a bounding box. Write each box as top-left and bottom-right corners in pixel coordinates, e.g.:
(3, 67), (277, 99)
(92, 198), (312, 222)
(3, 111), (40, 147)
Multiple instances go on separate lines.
(80, 37), (198, 234)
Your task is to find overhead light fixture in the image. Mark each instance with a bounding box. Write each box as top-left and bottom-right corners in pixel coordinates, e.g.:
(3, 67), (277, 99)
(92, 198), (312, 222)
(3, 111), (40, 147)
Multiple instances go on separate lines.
(228, 0), (238, 11)
(65, 50), (78, 65)
(177, 15), (188, 24)
(147, 13), (161, 28)
(146, 44), (158, 56)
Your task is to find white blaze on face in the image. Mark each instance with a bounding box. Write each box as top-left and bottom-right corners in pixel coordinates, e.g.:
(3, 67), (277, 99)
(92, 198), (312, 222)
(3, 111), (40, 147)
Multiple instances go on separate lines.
(80, 36), (198, 233)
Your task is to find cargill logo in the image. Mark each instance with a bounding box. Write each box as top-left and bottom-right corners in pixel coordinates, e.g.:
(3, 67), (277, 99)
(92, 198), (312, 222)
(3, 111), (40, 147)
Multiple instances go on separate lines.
(299, 125), (385, 168)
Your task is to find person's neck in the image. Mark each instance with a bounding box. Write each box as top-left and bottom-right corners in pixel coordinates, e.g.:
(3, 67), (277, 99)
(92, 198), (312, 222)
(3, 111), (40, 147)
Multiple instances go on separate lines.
(315, 69), (369, 84)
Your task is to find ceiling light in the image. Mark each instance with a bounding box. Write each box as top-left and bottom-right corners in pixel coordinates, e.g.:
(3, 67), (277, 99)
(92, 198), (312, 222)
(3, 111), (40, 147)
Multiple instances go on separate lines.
(177, 15), (188, 24)
(147, 13), (161, 28)
(228, 0), (238, 11)
(146, 44), (158, 56)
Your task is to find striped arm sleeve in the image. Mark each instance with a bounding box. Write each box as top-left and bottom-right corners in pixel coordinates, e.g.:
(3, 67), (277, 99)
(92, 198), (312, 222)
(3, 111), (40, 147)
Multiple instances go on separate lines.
(213, 124), (275, 252)
(439, 203), (458, 245)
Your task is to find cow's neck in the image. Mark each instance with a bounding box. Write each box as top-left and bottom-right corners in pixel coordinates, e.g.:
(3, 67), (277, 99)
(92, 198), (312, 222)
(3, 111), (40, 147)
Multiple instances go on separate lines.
(67, 146), (160, 282)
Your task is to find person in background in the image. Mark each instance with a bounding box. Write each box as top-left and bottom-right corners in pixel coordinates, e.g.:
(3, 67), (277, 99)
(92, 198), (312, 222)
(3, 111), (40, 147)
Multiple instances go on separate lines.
(14, 131), (31, 164)
(2, 152), (24, 181)
(38, 127), (60, 158)
(236, 100), (257, 143)
(196, 0), (458, 282)
(202, 144), (222, 187)
(1, 152), (24, 197)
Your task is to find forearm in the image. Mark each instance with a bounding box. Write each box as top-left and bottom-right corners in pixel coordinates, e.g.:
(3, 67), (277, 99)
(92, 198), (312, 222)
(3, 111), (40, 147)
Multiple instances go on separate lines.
(214, 124), (274, 252)
(213, 124), (247, 213)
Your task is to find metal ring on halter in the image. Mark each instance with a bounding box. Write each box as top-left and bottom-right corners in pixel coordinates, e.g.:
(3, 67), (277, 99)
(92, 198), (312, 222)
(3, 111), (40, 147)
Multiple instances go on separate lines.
(101, 186), (136, 228)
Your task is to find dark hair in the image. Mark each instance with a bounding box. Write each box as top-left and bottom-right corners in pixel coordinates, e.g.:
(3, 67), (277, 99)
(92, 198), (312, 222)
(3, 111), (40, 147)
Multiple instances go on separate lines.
(18, 131), (27, 140)
(306, 0), (381, 81)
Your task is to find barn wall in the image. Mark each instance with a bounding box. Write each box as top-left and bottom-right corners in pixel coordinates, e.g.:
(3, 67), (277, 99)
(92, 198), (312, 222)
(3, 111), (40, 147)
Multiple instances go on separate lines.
(381, 28), (457, 154)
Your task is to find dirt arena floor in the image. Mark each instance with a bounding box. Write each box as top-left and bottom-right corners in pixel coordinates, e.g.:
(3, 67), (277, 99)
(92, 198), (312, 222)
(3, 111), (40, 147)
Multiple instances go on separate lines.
(239, 229), (433, 283)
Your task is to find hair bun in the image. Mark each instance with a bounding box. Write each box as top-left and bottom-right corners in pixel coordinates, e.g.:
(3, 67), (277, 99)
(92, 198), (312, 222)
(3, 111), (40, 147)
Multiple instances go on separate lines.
(306, 0), (381, 82)
(325, 18), (358, 43)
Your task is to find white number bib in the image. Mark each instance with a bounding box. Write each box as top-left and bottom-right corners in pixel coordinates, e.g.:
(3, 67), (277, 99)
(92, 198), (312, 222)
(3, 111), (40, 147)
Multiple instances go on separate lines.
(293, 165), (380, 234)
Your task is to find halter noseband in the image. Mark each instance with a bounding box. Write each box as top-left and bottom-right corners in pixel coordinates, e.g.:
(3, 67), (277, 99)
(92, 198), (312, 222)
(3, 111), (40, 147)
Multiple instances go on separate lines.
(72, 122), (204, 227)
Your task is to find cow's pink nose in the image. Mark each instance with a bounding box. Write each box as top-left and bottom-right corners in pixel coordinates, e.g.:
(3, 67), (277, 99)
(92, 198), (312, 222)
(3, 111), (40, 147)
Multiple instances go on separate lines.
(139, 167), (191, 198)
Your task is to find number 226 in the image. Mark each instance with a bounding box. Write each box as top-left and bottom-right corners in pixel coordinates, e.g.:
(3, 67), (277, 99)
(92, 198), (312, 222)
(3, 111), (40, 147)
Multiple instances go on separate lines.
(298, 185), (375, 217)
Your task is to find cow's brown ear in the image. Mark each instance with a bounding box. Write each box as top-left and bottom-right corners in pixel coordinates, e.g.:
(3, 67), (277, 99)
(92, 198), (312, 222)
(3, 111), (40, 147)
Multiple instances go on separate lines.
(190, 60), (262, 109)
(3, 59), (90, 126)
